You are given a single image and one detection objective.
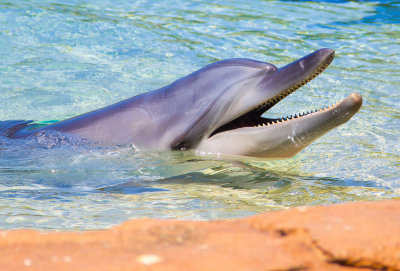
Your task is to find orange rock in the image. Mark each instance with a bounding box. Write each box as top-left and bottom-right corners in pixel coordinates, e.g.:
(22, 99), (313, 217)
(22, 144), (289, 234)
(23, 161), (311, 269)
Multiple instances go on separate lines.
(1, 200), (399, 271)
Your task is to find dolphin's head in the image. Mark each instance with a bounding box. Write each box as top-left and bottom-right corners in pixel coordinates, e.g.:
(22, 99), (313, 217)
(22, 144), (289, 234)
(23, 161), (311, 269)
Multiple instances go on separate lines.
(168, 48), (362, 159)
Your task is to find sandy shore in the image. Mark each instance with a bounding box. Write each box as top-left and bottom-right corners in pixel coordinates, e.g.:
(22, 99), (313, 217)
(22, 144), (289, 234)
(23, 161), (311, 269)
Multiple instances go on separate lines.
(1, 200), (399, 270)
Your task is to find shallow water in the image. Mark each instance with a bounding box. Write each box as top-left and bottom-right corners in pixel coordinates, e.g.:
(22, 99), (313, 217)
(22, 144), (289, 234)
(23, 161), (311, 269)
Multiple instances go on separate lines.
(0, 0), (399, 230)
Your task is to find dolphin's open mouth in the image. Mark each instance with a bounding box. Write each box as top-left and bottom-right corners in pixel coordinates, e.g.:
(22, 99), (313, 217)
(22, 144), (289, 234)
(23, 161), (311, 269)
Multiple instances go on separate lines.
(209, 52), (336, 138)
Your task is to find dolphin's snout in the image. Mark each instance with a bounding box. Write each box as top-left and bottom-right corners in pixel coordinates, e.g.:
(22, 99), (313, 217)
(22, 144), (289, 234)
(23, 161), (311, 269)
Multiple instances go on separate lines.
(349, 92), (363, 106)
(317, 48), (335, 58)
(343, 92), (363, 114)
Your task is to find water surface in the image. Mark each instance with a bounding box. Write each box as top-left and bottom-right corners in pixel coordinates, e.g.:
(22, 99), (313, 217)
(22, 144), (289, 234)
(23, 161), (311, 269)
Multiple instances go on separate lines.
(0, 0), (399, 230)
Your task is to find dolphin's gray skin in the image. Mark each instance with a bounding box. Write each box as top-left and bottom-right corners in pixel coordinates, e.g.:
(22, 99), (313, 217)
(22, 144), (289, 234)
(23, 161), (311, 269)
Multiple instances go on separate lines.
(5, 48), (362, 159)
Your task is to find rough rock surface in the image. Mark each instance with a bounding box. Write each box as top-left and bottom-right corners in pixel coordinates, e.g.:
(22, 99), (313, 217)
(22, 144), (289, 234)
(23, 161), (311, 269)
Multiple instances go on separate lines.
(1, 200), (399, 271)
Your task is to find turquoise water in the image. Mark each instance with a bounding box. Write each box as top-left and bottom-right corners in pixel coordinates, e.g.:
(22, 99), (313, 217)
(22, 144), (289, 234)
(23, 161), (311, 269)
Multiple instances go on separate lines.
(0, 1), (399, 230)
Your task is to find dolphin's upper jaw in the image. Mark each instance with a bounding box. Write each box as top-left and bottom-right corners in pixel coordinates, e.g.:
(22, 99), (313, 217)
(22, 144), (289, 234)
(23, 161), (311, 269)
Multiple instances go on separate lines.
(209, 49), (336, 137)
(258, 51), (335, 113)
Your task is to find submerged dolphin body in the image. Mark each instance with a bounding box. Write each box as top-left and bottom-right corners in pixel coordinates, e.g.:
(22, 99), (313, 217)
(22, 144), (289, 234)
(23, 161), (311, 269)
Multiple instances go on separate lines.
(6, 48), (362, 158)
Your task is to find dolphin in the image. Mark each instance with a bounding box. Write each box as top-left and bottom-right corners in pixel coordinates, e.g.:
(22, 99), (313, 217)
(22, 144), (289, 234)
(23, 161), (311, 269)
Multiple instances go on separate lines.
(4, 48), (362, 159)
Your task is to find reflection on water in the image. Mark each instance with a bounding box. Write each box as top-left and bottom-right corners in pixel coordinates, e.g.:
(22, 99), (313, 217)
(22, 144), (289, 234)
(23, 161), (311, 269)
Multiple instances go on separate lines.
(0, 0), (399, 230)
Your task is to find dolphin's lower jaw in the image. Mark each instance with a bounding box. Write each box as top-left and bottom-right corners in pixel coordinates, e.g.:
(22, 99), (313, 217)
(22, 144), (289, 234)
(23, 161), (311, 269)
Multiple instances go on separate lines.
(197, 93), (362, 158)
